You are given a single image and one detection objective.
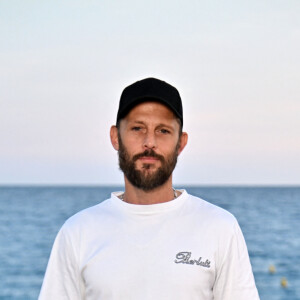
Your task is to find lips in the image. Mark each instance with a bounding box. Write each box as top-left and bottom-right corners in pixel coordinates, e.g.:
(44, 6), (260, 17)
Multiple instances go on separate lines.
(133, 149), (165, 163)
(138, 156), (159, 163)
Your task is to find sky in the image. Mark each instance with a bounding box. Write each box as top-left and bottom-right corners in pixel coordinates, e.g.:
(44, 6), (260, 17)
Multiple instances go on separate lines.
(0, 0), (299, 186)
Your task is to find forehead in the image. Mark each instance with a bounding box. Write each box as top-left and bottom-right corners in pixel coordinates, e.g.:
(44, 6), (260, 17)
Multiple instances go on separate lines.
(124, 101), (176, 121)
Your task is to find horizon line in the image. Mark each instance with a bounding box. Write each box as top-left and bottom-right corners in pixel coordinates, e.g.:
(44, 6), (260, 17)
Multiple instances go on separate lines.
(0, 183), (299, 188)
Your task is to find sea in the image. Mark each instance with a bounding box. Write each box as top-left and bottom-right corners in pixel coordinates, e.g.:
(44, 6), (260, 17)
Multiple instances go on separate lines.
(0, 186), (299, 300)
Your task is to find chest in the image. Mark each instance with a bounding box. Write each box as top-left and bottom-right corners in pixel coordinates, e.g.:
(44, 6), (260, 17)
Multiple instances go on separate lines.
(80, 215), (217, 299)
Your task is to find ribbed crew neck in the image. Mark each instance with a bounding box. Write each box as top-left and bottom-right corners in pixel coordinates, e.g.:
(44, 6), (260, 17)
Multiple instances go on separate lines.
(110, 190), (188, 215)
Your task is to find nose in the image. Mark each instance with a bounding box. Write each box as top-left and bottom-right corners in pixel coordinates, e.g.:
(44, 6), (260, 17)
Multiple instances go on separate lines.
(143, 131), (157, 149)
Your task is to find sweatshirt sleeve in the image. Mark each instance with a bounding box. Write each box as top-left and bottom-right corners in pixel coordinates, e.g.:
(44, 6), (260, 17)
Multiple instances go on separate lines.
(38, 225), (84, 300)
(213, 219), (260, 300)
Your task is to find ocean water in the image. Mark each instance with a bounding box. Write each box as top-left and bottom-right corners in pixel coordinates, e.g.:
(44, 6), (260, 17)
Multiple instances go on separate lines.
(0, 186), (299, 300)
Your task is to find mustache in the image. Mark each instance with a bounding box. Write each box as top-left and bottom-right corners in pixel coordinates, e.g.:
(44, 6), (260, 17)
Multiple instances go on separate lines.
(132, 149), (165, 162)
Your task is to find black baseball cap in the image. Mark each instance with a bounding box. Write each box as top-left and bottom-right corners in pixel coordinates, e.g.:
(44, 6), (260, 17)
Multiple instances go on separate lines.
(116, 77), (183, 126)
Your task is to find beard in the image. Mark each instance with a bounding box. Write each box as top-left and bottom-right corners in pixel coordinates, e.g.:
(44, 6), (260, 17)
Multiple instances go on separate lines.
(118, 133), (180, 192)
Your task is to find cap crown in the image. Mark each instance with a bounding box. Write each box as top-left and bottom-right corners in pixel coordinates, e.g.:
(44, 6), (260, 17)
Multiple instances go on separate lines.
(117, 78), (183, 126)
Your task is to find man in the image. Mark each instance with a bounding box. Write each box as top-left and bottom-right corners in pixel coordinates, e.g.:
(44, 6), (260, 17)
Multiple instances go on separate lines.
(39, 78), (260, 299)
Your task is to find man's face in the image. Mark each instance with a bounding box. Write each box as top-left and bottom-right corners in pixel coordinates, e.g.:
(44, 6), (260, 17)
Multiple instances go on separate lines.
(118, 131), (180, 191)
(115, 102), (186, 191)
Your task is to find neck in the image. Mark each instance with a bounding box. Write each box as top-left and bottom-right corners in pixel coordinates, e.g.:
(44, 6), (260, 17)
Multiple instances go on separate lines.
(122, 176), (176, 205)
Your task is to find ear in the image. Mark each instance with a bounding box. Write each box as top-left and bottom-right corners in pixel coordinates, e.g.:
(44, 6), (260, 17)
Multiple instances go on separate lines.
(177, 132), (188, 156)
(110, 125), (119, 150)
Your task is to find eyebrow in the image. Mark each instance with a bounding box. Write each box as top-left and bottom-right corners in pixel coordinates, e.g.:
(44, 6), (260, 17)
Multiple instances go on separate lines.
(131, 120), (174, 130)
(132, 121), (145, 125)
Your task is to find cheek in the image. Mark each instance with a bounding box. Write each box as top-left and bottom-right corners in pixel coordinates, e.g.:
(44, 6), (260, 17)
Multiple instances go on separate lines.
(160, 140), (180, 153)
(122, 132), (142, 144)
(121, 142), (143, 159)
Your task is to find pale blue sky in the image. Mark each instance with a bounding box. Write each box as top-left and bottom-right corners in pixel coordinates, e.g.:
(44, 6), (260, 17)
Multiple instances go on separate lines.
(1, 0), (299, 185)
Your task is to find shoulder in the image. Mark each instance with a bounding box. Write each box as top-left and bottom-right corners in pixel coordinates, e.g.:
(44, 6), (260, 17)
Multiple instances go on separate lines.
(61, 197), (114, 235)
(186, 193), (236, 221)
(185, 192), (238, 231)
(185, 193), (247, 257)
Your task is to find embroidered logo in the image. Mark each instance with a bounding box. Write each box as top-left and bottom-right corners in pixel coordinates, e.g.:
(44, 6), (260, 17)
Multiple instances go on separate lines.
(174, 251), (211, 268)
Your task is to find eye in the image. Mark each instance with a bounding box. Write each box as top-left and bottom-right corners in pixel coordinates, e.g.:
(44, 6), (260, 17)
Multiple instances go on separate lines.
(160, 128), (170, 134)
(132, 126), (142, 131)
